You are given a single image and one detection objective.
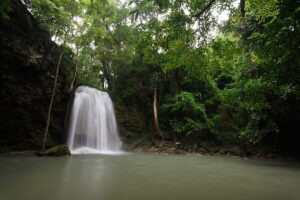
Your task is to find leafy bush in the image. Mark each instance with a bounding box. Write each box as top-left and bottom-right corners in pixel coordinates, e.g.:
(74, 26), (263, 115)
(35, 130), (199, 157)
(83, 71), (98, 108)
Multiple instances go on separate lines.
(161, 91), (211, 136)
(211, 77), (279, 145)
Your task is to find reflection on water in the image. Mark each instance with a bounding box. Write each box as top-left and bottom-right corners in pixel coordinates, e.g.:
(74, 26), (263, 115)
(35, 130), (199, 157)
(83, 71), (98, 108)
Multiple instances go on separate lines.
(0, 153), (300, 200)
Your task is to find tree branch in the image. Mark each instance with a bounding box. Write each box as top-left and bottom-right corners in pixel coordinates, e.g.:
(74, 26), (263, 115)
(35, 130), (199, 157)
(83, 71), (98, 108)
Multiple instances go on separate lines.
(192, 0), (216, 19)
(105, 25), (120, 46)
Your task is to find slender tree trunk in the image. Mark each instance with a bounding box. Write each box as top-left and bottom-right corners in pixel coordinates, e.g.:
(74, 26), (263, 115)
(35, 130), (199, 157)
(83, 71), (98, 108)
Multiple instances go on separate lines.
(101, 61), (112, 91)
(174, 68), (180, 95)
(42, 50), (64, 150)
(64, 54), (78, 134)
(153, 87), (164, 139)
(69, 51), (78, 93)
(112, 74), (115, 93)
(240, 0), (245, 17)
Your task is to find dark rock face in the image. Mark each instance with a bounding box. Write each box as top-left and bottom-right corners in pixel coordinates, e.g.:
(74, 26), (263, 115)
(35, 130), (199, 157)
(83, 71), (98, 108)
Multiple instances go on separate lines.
(0, 1), (70, 152)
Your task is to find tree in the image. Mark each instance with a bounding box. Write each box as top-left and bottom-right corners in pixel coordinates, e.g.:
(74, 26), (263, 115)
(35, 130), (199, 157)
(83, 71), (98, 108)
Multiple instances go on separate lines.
(25, 0), (300, 154)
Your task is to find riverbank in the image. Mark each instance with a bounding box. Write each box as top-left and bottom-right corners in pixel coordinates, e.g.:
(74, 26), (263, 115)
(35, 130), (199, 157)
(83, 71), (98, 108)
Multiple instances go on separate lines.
(0, 150), (297, 161)
(132, 147), (296, 160)
(122, 139), (299, 160)
(0, 150), (36, 155)
(0, 141), (297, 161)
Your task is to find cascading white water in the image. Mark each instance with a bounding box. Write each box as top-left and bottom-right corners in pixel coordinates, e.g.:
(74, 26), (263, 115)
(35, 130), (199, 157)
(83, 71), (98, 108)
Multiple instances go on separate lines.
(67, 86), (123, 154)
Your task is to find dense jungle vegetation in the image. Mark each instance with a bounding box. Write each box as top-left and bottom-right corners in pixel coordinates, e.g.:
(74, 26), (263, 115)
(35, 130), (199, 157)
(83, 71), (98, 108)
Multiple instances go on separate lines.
(1, 0), (299, 155)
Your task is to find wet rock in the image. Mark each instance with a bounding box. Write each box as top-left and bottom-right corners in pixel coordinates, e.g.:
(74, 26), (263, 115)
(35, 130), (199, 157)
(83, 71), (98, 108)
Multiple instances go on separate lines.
(165, 147), (176, 154)
(219, 146), (243, 156)
(35, 145), (71, 156)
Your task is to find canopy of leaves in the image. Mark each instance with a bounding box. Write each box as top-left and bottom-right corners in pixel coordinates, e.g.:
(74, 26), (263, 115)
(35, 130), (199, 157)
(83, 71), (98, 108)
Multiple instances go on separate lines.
(27, 0), (300, 153)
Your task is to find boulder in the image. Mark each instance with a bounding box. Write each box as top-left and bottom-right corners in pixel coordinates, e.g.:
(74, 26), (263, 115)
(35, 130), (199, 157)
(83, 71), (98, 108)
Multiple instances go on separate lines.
(219, 146), (243, 156)
(35, 145), (71, 156)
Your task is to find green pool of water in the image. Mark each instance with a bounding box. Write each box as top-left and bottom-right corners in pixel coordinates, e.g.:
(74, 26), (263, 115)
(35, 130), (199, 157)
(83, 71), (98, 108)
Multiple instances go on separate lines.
(0, 153), (300, 200)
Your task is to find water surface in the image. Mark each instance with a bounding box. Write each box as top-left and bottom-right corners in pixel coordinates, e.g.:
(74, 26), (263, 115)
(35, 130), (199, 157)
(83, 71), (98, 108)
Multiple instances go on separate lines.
(0, 153), (300, 200)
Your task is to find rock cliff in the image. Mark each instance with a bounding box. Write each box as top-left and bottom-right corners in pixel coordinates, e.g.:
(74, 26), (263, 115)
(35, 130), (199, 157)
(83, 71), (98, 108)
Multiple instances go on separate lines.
(0, 0), (71, 152)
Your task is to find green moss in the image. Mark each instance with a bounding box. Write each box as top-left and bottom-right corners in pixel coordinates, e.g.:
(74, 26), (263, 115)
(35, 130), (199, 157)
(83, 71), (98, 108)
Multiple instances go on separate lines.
(35, 145), (71, 156)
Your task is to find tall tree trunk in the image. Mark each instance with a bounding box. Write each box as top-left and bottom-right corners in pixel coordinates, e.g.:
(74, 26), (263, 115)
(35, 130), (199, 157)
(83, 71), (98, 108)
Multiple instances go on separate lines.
(42, 50), (64, 150)
(69, 50), (78, 93)
(174, 68), (180, 95)
(153, 87), (164, 139)
(240, 0), (245, 17)
(64, 54), (78, 134)
(112, 74), (115, 93)
(101, 61), (112, 90)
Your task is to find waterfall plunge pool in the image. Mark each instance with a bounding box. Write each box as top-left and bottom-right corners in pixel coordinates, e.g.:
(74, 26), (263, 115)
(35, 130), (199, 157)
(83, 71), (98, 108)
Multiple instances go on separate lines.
(1, 153), (300, 200)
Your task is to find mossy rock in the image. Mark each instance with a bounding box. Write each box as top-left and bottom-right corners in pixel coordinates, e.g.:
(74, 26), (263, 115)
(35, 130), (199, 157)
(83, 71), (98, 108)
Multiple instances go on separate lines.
(35, 145), (71, 156)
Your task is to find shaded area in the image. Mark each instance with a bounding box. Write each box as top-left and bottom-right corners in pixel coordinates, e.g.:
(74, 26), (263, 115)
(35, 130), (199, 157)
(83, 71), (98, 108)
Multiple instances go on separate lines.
(0, 0), (71, 151)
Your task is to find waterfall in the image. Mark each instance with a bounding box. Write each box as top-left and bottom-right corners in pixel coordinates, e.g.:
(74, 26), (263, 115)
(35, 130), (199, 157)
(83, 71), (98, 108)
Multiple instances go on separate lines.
(67, 86), (123, 154)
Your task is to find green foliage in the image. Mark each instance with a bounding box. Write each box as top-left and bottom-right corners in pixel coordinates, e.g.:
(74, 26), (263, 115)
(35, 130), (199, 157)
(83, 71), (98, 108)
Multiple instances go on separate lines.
(29, 0), (75, 35)
(246, 0), (279, 22)
(26, 0), (300, 153)
(0, 0), (12, 20)
(161, 92), (211, 136)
